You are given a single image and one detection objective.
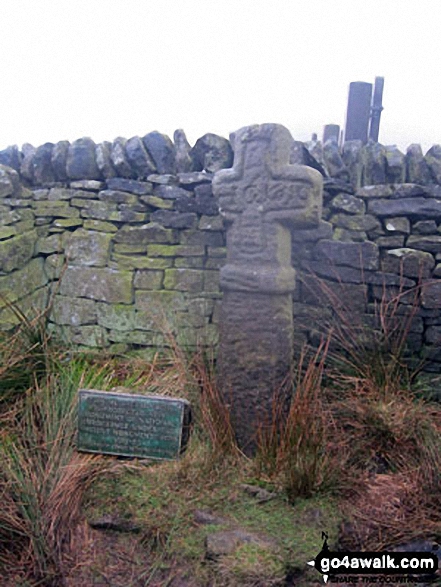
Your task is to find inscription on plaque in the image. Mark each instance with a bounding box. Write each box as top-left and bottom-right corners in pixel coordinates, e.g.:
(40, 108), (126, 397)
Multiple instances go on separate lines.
(77, 389), (191, 460)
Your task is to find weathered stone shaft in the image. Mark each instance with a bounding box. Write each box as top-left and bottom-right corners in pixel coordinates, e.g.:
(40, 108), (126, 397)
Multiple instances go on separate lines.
(218, 291), (294, 452)
(213, 123), (323, 453)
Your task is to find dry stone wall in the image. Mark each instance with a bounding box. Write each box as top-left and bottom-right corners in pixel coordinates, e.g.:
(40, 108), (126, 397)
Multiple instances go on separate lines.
(1, 130), (441, 375)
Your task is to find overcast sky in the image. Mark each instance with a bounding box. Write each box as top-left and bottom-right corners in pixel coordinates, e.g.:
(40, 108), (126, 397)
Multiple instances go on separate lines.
(1, 0), (440, 154)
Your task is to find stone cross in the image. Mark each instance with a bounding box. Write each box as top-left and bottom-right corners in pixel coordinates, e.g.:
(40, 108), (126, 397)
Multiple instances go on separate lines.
(212, 123), (323, 454)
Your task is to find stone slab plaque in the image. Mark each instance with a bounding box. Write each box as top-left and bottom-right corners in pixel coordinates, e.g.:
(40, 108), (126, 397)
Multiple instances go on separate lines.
(77, 389), (191, 460)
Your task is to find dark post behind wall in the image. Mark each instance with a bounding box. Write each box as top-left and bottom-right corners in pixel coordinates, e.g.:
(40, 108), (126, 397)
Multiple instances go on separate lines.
(368, 76), (384, 142)
(344, 81), (373, 144)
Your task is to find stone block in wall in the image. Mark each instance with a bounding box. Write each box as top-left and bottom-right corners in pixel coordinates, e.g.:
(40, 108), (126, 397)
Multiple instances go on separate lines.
(406, 234), (441, 253)
(33, 143), (55, 184)
(425, 325), (441, 344)
(0, 226), (17, 240)
(5, 198), (33, 210)
(207, 246), (226, 258)
(53, 218), (83, 229)
(330, 194), (365, 215)
(33, 201), (80, 219)
(392, 184), (431, 198)
(70, 197), (112, 210)
(95, 141), (116, 179)
(0, 229), (38, 272)
(142, 132), (176, 175)
(174, 257), (205, 269)
(83, 219), (118, 233)
(412, 220), (437, 235)
(147, 173), (178, 186)
(374, 236), (405, 248)
(0, 145), (22, 172)
(135, 290), (186, 330)
(368, 197), (441, 218)
(356, 185), (394, 199)
(176, 324), (218, 348)
(150, 210), (197, 229)
(20, 144), (36, 183)
(322, 140), (349, 181)
(425, 145), (441, 183)
(114, 243), (148, 254)
(96, 302), (137, 331)
(299, 275), (368, 313)
(133, 270), (164, 290)
(51, 141), (70, 181)
(381, 248), (435, 279)
(203, 270), (220, 293)
(0, 209), (20, 225)
(0, 165), (22, 197)
(187, 297), (215, 318)
(421, 280), (441, 308)
(79, 202), (146, 223)
(110, 138), (133, 178)
(173, 129), (193, 173)
(405, 144), (432, 184)
(313, 240), (379, 270)
(0, 285), (48, 330)
(342, 140), (364, 190)
(363, 142), (387, 185)
(47, 188), (76, 200)
(44, 254), (65, 281)
(175, 308), (207, 328)
(59, 266), (133, 304)
(174, 194), (198, 214)
(66, 138), (101, 180)
(107, 329), (160, 346)
(199, 215), (224, 231)
(0, 258), (47, 308)
(329, 213), (381, 233)
(36, 233), (63, 254)
(98, 189), (139, 205)
(51, 295), (97, 326)
(177, 172), (213, 189)
(69, 325), (108, 347)
(332, 228), (367, 242)
(290, 221), (333, 243)
(64, 228), (112, 267)
(179, 229), (224, 247)
(190, 133), (233, 173)
(194, 184), (219, 216)
(163, 268), (204, 292)
(113, 222), (178, 245)
(125, 136), (156, 179)
(385, 145), (405, 183)
(110, 254), (173, 270)
(153, 184), (189, 199)
(303, 260), (415, 288)
(70, 180), (104, 191)
(141, 196), (174, 210)
(384, 217), (410, 234)
(146, 244), (204, 258)
(205, 258), (226, 270)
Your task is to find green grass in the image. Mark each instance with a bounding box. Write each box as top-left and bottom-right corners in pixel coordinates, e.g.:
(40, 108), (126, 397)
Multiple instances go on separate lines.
(83, 455), (342, 585)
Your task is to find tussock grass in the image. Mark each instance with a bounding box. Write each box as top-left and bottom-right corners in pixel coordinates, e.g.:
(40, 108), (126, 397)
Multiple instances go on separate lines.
(0, 315), (126, 584)
(0, 299), (52, 407)
(255, 338), (340, 502)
